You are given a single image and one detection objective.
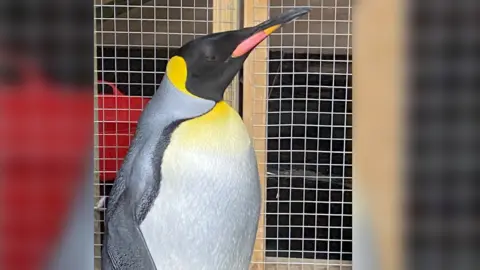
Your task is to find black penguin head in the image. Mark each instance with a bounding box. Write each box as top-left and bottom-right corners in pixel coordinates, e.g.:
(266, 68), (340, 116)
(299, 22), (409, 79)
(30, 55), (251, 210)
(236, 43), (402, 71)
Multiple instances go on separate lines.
(165, 7), (311, 102)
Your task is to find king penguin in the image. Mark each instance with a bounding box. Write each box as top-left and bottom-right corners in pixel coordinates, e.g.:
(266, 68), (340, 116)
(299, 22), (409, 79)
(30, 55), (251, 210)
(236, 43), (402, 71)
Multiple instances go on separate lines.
(102, 7), (311, 270)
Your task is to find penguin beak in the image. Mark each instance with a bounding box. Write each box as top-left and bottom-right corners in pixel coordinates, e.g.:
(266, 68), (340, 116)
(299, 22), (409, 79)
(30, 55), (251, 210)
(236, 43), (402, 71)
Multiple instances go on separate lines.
(231, 7), (311, 58)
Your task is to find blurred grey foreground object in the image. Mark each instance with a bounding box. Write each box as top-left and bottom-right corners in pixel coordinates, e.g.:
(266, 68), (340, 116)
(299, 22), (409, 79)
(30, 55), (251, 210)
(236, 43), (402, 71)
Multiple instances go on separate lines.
(101, 7), (311, 270)
(45, 155), (94, 270)
(353, 187), (380, 270)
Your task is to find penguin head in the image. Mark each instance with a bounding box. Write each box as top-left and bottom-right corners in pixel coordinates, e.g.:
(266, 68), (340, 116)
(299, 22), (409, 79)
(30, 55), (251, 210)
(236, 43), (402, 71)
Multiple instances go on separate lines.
(165, 7), (311, 102)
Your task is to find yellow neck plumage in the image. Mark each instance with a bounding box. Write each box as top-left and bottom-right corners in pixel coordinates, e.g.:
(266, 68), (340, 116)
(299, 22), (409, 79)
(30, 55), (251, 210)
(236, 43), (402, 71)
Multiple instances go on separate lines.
(165, 56), (198, 98)
(169, 100), (251, 153)
(166, 55), (236, 127)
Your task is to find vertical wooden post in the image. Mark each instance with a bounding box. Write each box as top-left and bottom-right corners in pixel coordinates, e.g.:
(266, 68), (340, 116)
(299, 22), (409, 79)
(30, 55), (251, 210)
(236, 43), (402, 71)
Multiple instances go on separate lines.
(212, 0), (240, 111)
(353, 0), (405, 270)
(243, 0), (268, 269)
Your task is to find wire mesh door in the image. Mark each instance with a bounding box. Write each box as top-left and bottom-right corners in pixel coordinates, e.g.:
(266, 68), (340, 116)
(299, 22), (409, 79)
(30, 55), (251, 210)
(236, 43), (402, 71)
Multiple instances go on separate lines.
(243, 0), (352, 269)
(94, 1), (239, 269)
(94, 0), (352, 269)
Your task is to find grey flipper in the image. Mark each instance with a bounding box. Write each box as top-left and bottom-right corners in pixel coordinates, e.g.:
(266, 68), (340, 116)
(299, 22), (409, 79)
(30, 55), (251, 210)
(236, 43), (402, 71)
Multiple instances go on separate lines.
(101, 77), (215, 270)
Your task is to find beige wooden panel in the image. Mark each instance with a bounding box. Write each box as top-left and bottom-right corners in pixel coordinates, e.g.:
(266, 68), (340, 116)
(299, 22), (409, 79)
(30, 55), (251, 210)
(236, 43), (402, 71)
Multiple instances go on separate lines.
(243, 1), (268, 269)
(213, 0), (240, 110)
(353, 0), (405, 269)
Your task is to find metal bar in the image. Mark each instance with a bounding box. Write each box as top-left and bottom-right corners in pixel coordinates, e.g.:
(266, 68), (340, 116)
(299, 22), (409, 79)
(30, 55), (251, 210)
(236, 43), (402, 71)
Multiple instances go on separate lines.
(95, 0), (151, 19)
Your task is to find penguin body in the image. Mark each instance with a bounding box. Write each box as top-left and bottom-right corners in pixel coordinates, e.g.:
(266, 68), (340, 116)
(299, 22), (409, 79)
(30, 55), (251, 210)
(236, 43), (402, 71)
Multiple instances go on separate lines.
(102, 76), (259, 270)
(101, 77), (217, 270)
(102, 7), (311, 270)
(141, 81), (260, 270)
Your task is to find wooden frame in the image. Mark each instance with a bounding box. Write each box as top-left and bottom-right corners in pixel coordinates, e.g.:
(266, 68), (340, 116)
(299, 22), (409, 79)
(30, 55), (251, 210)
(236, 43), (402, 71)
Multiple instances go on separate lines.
(242, 0), (268, 269)
(353, 0), (405, 270)
(213, 0), (241, 111)
(92, 0), (399, 269)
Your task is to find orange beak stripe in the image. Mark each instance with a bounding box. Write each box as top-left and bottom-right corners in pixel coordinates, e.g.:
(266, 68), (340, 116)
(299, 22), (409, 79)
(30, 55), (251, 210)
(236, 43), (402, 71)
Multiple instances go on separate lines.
(231, 25), (281, 58)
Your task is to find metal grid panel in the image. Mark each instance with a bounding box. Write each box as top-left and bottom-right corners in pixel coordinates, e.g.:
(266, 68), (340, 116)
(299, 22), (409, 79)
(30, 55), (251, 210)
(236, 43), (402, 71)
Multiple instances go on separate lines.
(94, 0), (238, 104)
(94, 0), (352, 269)
(247, 0), (353, 268)
(94, 1), (238, 269)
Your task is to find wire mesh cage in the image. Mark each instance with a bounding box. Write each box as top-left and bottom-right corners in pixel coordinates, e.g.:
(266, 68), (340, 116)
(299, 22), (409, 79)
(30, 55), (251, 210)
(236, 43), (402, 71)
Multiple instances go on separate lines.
(94, 0), (352, 269)
(94, 1), (239, 268)
(245, 0), (352, 269)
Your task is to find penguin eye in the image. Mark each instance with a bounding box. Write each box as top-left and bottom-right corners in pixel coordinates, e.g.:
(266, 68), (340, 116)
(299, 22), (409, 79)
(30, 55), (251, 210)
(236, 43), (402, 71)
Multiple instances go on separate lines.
(205, 54), (217, 62)
(203, 45), (218, 62)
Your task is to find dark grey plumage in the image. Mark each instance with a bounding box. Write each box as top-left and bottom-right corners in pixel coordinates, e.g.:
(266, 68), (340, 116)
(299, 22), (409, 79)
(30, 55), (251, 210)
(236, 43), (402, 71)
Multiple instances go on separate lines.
(101, 78), (215, 269)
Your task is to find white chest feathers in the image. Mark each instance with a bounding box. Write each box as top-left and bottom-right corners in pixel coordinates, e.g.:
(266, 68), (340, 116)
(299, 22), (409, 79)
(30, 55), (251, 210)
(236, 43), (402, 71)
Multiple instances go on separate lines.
(140, 102), (261, 270)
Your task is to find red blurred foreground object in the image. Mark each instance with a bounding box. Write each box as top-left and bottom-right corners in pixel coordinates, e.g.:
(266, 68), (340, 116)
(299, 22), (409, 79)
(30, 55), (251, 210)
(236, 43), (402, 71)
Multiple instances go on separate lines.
(0, 57), (92, 270)
(96, 80), (151, 181)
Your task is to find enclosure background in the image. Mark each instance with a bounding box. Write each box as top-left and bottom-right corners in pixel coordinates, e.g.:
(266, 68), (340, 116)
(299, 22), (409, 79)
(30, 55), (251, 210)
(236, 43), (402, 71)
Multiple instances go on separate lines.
(94, 0), (352, 269)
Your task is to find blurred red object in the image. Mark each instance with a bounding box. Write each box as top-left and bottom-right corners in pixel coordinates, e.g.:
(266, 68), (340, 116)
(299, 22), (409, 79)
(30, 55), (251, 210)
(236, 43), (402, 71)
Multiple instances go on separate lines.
(0, 56), (92, 270)
(96, 80), (151, 181)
